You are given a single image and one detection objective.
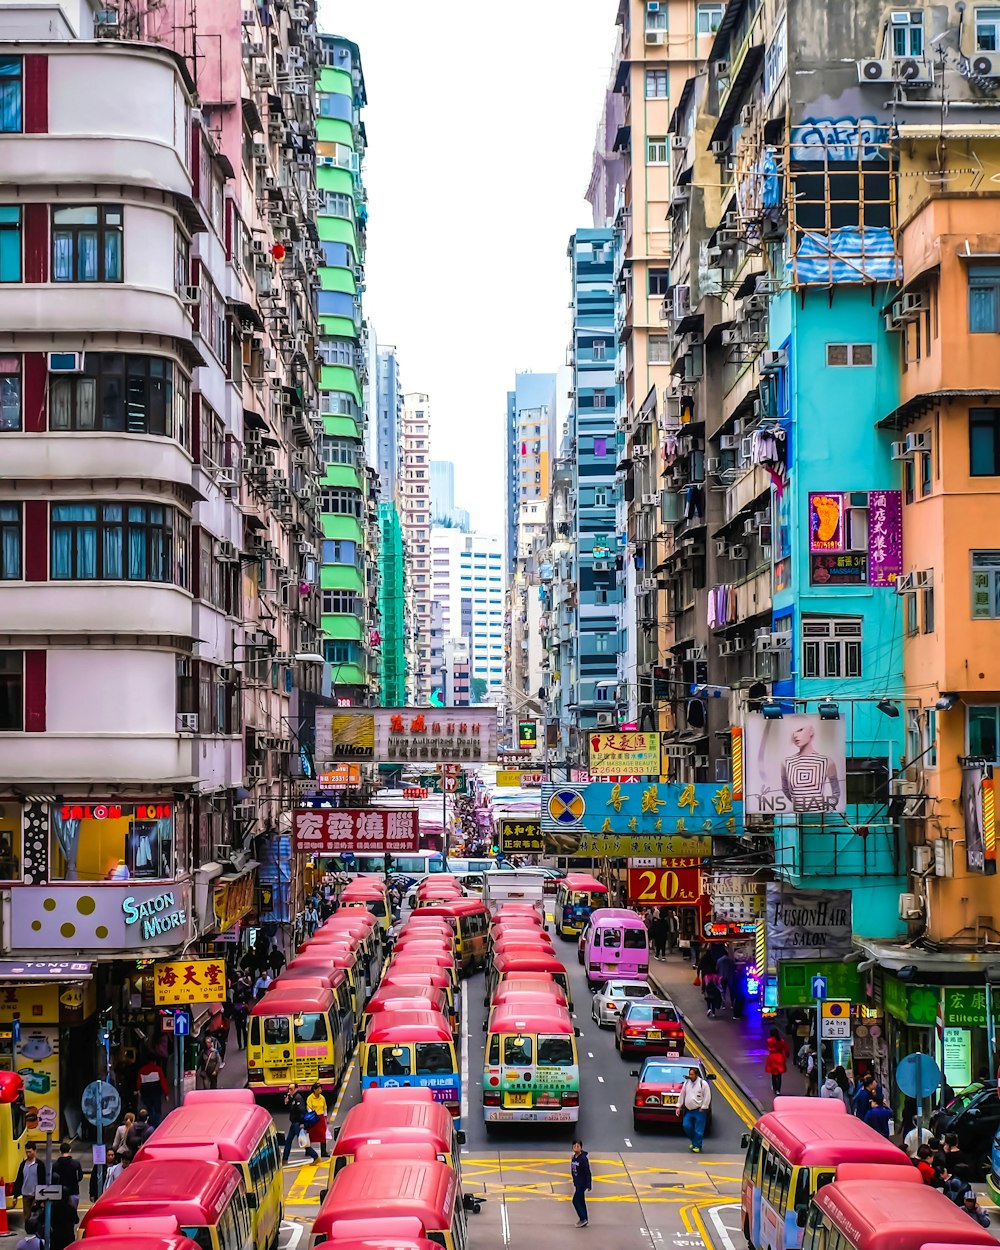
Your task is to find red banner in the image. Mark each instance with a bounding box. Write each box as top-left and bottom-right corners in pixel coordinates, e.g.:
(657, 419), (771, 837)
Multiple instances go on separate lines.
(291, 808), (420, 854)
(627, 866), (701, 907)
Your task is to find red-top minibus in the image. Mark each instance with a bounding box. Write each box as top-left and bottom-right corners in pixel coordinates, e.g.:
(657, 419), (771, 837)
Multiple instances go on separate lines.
(310, 1159), (467, 1250)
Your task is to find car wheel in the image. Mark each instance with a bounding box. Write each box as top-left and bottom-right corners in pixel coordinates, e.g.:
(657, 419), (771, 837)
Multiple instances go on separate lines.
(632, 1115), (642, 1133)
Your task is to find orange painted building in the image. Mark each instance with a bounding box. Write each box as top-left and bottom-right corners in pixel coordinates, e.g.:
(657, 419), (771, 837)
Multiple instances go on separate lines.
(884, 130), (1000, 947)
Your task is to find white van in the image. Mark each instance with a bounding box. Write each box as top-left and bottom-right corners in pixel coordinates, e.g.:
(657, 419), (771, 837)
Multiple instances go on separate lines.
(482, 870), (547, 926)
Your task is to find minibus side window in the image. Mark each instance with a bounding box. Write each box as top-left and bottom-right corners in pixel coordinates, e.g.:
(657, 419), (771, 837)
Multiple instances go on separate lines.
(365, 1046), (378, 1076)
(416, 1042), (453, 1074)
(487, 1034), (500, 1064)
(794, 1168), (812, 1210)
(383, 1045), (412, 1076)
(179, 1226), (212, 1250)
(802, 1206), (825, 1250)
(772, 1159), (791, 1211)
(742, 1129), (762, 1183)
(592, 928), (602, 947)
(761, 1146), (778, 1202)
(249, 1017), (260, 1047)
(453, 1203), (468, 1250)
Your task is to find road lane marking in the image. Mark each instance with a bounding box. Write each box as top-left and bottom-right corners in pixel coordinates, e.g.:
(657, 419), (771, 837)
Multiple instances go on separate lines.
(598, 1076), (605, 1083)
(705, 1204), (741, 1250)
(329, 1054), (356, 1123)
(461, 979), (470, 1122)
(610, 1103), (617, 1112)
(588, 1051), (594, 1058)
(500, 1196), (511, 1246)
(624, 1137), (633, 1148)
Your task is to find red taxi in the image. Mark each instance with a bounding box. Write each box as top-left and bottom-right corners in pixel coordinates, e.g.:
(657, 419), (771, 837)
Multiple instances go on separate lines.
(630, 1056), (714, 1132)
(615, 996), (685, 1058)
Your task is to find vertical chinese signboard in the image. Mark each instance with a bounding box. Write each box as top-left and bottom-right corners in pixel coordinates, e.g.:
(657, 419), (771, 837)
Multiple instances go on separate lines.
(868, 489), (902, 587)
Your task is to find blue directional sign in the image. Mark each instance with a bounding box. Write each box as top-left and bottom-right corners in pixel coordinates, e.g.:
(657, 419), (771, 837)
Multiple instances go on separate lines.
(811, 974), (828, 1000)
(174, 1011), (190, 1036)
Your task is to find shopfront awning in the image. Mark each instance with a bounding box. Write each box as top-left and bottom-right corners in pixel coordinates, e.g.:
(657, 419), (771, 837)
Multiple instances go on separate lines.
(856, 940), (1000, 976)
(0, 959), (93, 980)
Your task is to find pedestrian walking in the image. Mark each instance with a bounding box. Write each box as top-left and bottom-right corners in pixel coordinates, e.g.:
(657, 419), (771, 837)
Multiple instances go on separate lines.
(703, 975), (723, 1018)
(305, 1081), (330, 1159)
(764, 1028), (790, 1096)
(820, 1074), (847, 1105)
(282, 1082), (317, 1163)
(198, 1036), (221, 1089)
(253, 969), (273, 1000)
(15, 1217), (42, 1250)
(650, 913), (669, 960)
(689, 933), (702, 970)
(47, 1197), (78, 1250)
(12, 1142), (45, 1224)
(89, 1149), (116, 1201)
(851, 1074), (877, 1118)
(233, 994), (250, 1051)
(267, 945), (286, 979)
(864, 1096), (893, 1138)
(125, 1108), (154, 1156)
(570, 1139), (592, 1228)
(111, 1112), (135, 1156)
(676, 1066), (712, 1153)
(135, 1053), (168, 1124)
(51, 1140), (83, 1208)
(962, 1192), (991, 1227)
(304, 901), (319, 936)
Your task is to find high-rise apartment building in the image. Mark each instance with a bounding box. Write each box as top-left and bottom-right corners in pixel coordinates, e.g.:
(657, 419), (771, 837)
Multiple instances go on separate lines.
(316, 35), (379, 704)
(377, 500), (407, 706)
(505, 371), (556, 577)
(430, 459), (470, 531)
(431, 528), (505, 697)
(375, 343), (402, 501)
(399, 392), (432, 701)
(0, 0), (323, 1114)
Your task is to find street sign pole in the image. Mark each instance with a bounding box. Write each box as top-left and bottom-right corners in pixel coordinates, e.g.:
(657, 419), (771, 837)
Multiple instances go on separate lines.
(41, 1127), (53, 1250)
(812, 974), (827, 1092)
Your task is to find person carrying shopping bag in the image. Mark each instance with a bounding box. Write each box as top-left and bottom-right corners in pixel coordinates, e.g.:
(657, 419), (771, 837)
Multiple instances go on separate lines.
(305, 1082), (329, 1159)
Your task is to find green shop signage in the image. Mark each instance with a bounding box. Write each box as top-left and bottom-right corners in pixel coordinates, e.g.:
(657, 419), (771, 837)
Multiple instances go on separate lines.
(778, 960), (864, 1007)
(944, 987), (1000, 1028)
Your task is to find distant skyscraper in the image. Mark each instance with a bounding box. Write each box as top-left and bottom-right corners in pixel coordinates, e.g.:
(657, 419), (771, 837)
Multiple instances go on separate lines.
(431, 528), (506, 696)
(431, 460), (470, 530)
(400, 394), (433, 702)
(375, 345), (403, 501)
(505, 372), (557, 577)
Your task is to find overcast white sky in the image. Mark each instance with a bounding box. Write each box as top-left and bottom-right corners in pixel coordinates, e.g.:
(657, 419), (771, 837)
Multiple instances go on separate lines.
(322, 1), (616, 533)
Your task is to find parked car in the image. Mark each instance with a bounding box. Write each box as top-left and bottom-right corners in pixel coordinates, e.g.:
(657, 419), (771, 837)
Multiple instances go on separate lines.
(591, 980), (654, 1029)
(615, 996), (685, 1058)
(630, 1056), (714, 1133)
(934, 1082), (1000, 1177)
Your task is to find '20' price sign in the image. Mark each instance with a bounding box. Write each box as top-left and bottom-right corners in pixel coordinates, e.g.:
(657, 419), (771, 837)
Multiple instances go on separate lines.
(627, 866), (701, 906)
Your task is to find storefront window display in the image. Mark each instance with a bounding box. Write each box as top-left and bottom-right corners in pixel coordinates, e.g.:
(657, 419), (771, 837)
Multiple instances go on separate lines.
(50, 803), (174, 882)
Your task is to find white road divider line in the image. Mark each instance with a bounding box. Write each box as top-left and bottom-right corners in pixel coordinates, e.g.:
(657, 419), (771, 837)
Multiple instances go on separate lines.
(587, 1051), (594, 1058)
(609, 1103), (617, 1112)
(624, 1137), (633, 1148)
(461, 979), (470, 1123)
(708, 1205), (741, 1250)
(598, 1076), (605, 1083)
(500, 1197), (511, 1246)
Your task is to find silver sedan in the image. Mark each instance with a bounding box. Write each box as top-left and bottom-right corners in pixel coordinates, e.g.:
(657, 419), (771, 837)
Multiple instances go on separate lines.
(591, 979), (656, 1028)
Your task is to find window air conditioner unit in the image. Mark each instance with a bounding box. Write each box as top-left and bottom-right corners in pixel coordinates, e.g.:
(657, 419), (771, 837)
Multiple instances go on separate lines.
(895, 572), (915, 593)
(729, 544), (747, 560)
(914, 569), (933, 589)
(181, 285), (201, 305)
(761, 349), (787, 371)
(710, 140), (728, 155)
(672, 135), (686, 149)
(693, 754), (710, 769)
(48, 351), (84, 373)
(719, 641), (733, 656)
(972, 54), (1000, 77)
(645, 30), (665, 44)
(241, 8), (256, 23)
(596, 711), (616, 727)
(900, 292), (927, 315)
(633, 444), (650, 458)
(176, 713), (199, 733)
(858, 59), (898, 82)
(891, 440), (912, 461)
(722, 329), (740, 345)
(217, 540), (239, 562)
(714, 60), (730, 76)
(913, 844), (932, 873)
(642, 493), (660, 506)
(233, 803), (255, 822)
(251, 239), (266, 254)
(732, 637), (745, 652)
(898, 892), (924, 920)
(905, 431), (929, 454)
(706, 457), (721, 474)
(720, 434), (737, 450)
(247, 764), (265, 781)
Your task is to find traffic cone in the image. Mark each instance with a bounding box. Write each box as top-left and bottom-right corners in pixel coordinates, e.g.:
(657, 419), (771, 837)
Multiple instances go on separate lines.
(0, 1179), (9, 1236)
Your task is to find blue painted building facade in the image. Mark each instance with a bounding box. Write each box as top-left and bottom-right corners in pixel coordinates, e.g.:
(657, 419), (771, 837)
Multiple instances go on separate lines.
(768, 284), (906, 936)
(568, 229), (622, 728)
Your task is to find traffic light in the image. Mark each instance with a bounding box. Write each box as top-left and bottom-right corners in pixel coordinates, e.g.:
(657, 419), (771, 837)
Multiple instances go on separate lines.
(491, 836), (500, 856)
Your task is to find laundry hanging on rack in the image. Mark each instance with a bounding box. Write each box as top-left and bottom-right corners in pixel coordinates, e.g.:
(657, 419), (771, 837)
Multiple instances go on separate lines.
(749, 423), (788, 496)
(707, 583), (737, 630)
(683, 484), (704, 519)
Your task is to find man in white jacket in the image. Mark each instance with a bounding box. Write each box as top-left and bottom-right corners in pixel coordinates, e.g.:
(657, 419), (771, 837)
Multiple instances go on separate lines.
(676, 1067), (712, 1152)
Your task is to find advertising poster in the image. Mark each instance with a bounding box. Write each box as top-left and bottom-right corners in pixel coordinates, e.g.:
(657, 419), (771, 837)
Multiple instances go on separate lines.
(16, 1027), (59, 1133)
(627, 866), (701, 907)
(542, 782), (741, 849)
(766, 883), (853, 960)
(809, 493), (845, 551)
(499, 819), (545, 855)
(963, 763), (987, 873)
(588, 733), (661, 777)
(291, 808), (420, 854)
(315, 708), (497, 765)
(743, 714), (847, 814)
(868, 489), (903, 587)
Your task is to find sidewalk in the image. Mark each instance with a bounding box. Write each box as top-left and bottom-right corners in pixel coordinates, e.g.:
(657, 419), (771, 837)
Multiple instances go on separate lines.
(649, 951), (807, 1114)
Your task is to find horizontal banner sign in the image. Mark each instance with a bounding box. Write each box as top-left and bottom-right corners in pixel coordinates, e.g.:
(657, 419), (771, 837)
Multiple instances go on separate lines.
(499, 818), (544, 855)
(154, 958), (227, 1006)
(496, 770), (544, 788)
(292, 808), (420, 854)
(542, 782), (741, 847)
(766, 883), (852, 961)
(316, 708), (497, 765)
(588, 732), (661, 778)
(627, 867), (701, 906)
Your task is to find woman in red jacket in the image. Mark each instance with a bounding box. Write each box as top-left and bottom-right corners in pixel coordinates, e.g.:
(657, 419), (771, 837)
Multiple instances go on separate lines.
(764, 1027), (791, 1095)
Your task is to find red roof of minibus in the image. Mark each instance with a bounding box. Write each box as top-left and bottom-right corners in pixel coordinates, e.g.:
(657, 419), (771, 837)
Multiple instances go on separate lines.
(490, 990), (566, 1013)
(342, 882), (387, 895)
(496, 953), (568, 975)
(360, 1087), (434, 1106)
(368, 987), (446, 1014)
(132, 1095), (273, 1165)
(494, 903), (541, 916)
(302, 931), (360, 947)
(383, 971), (451, 993)
(313, 1160), (458, 1236)
(286, 955), (348, 974)
(0, 1071), (23, 1103)
(488, 1004), (574, 1035)
(757, 1112), (910, 1167)
(493, 925), (553, 942)
(364, 1010), (452, 1043)
(250, 985), (334, 1016)
(393, 938), (454, 954)
(80, 1159), (242, 1230)
(354, 1143), (440, 1165)
(388, 952), (453, 971)
(563, 874), (608, 892)
(497, 975), (566, 1004)
(815, 1178), (999, 1250)
(334, 1099), (455, 1158)
(400, 919), (454, 935)
(314, 1216), (433, 1249)
(319, 915), (376, 934)
(78, 1236), (203, 1250)
(492, 937), (555, 957)
(278, 966), (347, 991)
(418, 899), (488, 917)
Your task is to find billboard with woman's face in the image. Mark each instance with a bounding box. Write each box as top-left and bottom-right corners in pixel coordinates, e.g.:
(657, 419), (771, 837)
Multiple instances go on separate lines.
(744, 714), (846, 814)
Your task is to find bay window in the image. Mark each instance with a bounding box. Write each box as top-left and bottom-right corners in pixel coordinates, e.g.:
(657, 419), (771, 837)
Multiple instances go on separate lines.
(50, 354), (183, 437)
(0, 355), (20, 431)
(50, 502), (185, 584)
(0, 503), (21, 579)
(52, 205), (123, 282)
